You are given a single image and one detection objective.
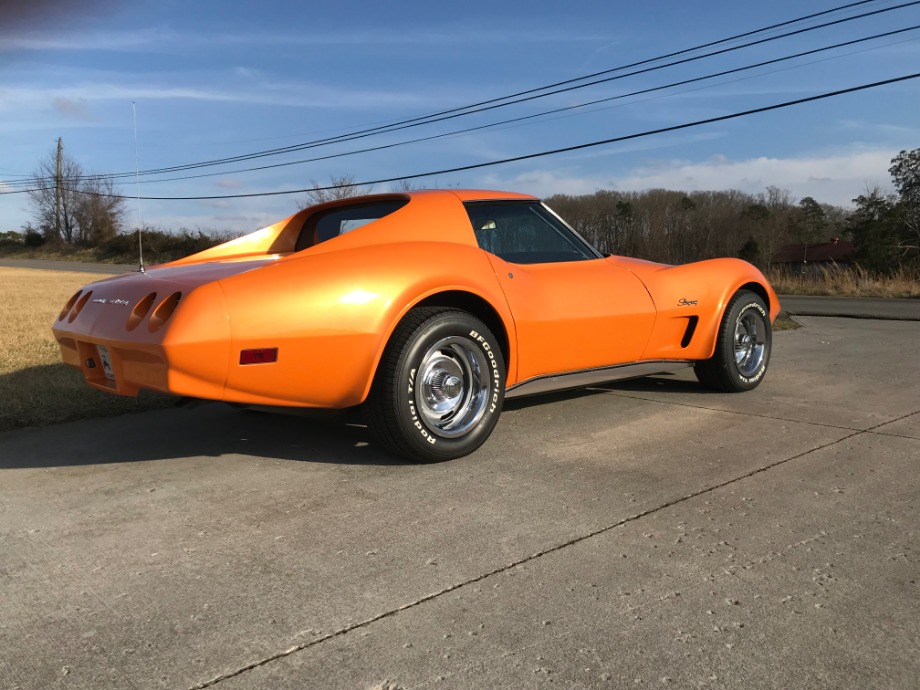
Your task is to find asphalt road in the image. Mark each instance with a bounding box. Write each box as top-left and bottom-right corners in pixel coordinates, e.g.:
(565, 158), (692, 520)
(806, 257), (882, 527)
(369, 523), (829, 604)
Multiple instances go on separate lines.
(0, 258), (136, 274)
(2, 316), (918, 689)
(779, 294), (920, 320)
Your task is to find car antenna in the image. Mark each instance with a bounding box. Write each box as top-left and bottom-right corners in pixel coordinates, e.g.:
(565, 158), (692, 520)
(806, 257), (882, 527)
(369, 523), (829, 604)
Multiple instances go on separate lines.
(132, 101), (146, 274)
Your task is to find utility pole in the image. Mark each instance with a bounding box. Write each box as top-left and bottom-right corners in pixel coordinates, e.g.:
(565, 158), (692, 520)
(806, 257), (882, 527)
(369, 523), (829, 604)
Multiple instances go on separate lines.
(55, 137), (63, 241)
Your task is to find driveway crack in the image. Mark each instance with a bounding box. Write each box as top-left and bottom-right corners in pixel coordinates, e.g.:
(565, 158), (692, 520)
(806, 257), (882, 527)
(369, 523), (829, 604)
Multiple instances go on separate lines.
(189, 411), (917, 689)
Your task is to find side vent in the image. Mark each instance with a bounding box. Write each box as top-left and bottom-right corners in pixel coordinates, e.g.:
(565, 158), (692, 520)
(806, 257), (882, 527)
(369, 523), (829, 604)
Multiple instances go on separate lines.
(67, 291), (93, 323)
(59, 290), (82, 321)
(680, 315), (699, 348)
(126, 292), (157, 331)
(148, 292), (182, 332)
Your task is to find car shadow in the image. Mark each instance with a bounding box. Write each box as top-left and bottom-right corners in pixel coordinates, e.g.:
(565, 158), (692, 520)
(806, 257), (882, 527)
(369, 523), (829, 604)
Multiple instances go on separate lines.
(0, 398), (408, 469)
(1, 369), (707, 471)
(592, 375), (710, 394)
(503, 371), (707, 409)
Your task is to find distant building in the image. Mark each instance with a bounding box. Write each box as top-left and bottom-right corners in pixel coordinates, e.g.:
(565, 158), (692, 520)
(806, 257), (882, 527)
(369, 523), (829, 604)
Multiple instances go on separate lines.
(772, 237), (855, 275)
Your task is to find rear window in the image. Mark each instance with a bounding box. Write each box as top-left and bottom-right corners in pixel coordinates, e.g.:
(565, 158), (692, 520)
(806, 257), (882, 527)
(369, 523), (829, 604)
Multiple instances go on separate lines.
(295, 199), (408, 251)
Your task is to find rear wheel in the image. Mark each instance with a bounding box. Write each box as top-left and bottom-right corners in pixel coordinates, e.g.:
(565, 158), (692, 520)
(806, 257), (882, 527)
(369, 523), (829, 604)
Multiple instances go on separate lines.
(695, 290), (771, 392)
(364, 308), (505, 462)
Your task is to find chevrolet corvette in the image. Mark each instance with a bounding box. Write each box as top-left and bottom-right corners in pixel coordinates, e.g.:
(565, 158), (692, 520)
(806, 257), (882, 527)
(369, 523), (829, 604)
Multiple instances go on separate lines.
(53, 189), (778, 462)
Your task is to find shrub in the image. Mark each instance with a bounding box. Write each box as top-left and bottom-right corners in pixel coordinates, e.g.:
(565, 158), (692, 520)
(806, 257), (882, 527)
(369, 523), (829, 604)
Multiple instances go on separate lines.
(96, 227), (233, 264)
(0, 231), (25, 248)
(24, 228), (45, 247)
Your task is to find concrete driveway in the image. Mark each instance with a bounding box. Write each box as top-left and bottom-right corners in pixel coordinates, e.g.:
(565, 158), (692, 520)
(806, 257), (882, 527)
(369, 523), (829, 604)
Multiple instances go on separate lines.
(1, 316), (918, 689)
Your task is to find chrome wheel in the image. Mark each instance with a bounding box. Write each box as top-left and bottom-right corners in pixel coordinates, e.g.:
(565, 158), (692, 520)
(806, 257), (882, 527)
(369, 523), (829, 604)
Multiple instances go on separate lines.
(734, 308), (767, 377)
(416, 336), (489, 438)
(365, 308), (505, 462)
(694, 290), (772, 393)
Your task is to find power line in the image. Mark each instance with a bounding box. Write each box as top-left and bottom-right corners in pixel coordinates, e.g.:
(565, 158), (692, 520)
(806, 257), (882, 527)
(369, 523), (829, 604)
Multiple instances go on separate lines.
(57, 71), (920, 201)
(8, 0), (909, 186)
(7, 25), (917, 192)
(123, 0), (920, 178)
(22, 25), (916, 189)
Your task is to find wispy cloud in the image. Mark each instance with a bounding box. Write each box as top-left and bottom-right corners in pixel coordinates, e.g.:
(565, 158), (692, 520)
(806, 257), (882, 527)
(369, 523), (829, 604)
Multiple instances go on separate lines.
(835, 119), (918, 136)
(2, 27), (611, 53)
(0, 80), (434, 111)
(1, 27), (177, 52)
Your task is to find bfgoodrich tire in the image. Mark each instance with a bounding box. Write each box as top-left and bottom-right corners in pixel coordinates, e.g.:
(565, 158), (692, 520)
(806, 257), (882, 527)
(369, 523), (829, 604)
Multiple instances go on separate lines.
(694, 290), (772, 393)
(364, 308), (505, 462)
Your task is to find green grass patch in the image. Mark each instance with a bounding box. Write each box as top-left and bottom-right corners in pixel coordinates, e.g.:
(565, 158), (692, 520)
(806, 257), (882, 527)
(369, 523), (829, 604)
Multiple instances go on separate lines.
(773, 314), (801, 331)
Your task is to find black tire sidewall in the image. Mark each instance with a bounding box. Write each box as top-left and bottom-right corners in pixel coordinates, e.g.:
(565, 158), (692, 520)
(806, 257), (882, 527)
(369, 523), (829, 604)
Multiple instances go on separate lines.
(392, 313), (505, 461)
(722, 294), (771, 391)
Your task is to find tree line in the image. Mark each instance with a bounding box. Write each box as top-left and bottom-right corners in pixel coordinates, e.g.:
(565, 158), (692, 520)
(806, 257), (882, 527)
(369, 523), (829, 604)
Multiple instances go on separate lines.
(545, 187), (847, 271)
(546, 148), (919, 274)
(12, 143), (920, 275)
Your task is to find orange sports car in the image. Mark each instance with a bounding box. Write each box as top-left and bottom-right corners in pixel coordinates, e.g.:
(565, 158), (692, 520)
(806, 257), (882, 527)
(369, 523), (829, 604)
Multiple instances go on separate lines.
(53, 189), (779, 462)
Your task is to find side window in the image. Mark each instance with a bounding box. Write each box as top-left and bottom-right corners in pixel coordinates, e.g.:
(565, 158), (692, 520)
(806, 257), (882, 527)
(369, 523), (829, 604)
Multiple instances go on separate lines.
(465, 201), (598, 264)
(296, 199), (408, 251)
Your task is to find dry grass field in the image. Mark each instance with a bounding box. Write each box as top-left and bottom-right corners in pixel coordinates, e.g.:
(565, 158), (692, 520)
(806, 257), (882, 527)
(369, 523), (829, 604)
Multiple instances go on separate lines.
(0, 267), (172, 432)
(767, 266), (920, 298)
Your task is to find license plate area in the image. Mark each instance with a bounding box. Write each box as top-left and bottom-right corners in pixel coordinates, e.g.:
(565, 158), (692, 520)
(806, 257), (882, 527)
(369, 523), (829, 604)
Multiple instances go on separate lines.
(97, 345), (115, 383)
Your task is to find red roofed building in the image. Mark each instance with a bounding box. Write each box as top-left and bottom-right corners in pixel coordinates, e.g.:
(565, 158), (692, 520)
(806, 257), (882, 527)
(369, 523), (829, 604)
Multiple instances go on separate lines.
(772, 237), (855, 275)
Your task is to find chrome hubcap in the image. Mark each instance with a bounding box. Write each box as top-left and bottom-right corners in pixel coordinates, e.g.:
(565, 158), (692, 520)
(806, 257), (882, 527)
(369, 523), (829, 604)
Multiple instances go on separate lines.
(417, 336), (489, 438)
(734, 308), (767, 377)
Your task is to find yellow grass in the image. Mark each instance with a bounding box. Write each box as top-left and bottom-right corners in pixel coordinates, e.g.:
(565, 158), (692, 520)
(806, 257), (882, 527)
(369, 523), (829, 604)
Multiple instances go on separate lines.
(767, 266), (920, 298)
(0, 267), (172, 432)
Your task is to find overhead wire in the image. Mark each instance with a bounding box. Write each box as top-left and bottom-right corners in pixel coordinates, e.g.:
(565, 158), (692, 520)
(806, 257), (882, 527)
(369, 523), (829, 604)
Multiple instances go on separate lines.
(113, 0), (920, 178)
(13, 24), (914, 189)
(41, 71), (920, 201)
(4, 0), (911, 187)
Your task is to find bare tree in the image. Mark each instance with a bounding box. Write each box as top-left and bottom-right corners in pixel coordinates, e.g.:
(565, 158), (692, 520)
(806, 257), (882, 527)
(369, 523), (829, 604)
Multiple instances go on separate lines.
(27, 147), (82, 243)
(27, 143), (125, 245)
(74, 176), (124, 245)
(296, 174), (373, 209)
(391, 178), (419, 192)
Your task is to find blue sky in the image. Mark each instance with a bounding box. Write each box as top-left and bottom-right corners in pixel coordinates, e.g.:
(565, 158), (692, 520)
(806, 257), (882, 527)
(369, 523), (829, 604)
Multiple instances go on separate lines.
(1, 0), (918, 234)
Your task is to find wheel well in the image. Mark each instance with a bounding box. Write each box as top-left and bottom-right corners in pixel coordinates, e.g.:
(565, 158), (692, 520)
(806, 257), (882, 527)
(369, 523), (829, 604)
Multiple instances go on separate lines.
(739, 281), (770, 312)
(413, 291), (510, 369)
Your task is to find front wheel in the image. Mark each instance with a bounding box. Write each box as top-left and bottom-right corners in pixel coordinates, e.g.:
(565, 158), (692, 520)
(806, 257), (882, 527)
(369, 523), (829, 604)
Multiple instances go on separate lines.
(364, 308), (505, 462)
(695, 290), (772, 392)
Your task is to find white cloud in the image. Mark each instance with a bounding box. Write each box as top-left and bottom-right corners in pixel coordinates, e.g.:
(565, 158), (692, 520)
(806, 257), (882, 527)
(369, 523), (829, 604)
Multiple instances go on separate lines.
(478, 148), (899, 207)
(615, 150), (897, 206)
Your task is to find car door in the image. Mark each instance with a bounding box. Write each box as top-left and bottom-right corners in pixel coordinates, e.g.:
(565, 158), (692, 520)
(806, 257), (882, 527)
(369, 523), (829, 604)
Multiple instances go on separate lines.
(466, 201), (656, 383)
